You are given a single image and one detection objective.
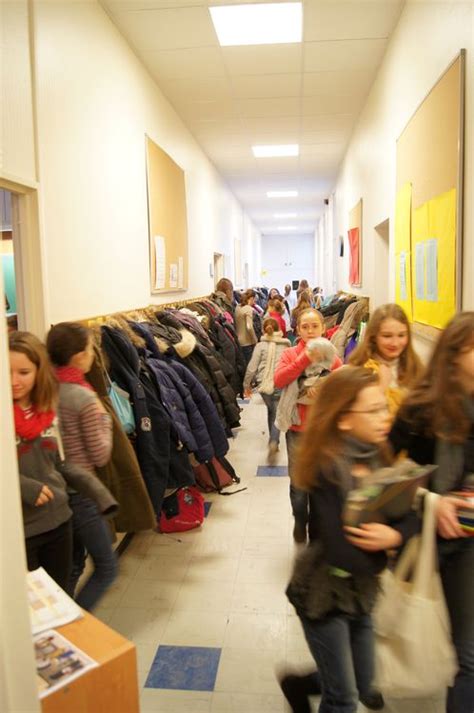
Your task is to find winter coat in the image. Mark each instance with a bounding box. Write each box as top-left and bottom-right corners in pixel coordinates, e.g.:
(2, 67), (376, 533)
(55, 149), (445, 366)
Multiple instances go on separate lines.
(101, 326), (193, 516)
(86, 351), (157, 533)
(130, 322), (215, 463)
(243, 333), (291, 392)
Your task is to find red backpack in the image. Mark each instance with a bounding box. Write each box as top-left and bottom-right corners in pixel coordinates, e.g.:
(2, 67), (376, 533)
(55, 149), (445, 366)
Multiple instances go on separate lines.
(159, 486), (204, 533)
(192, 456), (246, 495)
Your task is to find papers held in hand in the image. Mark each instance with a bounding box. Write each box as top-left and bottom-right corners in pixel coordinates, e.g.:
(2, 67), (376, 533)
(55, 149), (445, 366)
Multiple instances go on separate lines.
(343, 460), (436, 527)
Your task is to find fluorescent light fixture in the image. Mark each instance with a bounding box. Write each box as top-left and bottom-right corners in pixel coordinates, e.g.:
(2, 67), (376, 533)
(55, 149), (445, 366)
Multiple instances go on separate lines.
(267, 190), (298, 198)
(278, 225), (297, 230)
(209, 3), (302, 47)
(252, 144), (299, 158)
(274, 212), (297, 218)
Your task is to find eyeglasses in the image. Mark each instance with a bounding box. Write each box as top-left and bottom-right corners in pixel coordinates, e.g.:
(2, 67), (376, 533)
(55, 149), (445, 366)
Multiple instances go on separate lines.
(347, 406), (390, 417)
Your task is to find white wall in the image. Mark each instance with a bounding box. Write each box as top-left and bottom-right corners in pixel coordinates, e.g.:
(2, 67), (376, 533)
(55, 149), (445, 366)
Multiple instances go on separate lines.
(4, 0), (261, 327)
(332, 0), (473, 333)
(261, 233), (315, 292)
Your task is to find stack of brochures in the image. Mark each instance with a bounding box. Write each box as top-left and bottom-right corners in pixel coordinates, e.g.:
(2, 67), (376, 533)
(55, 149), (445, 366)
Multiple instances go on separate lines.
(450, 491), (474, 536)
(343, 460), (436, 527)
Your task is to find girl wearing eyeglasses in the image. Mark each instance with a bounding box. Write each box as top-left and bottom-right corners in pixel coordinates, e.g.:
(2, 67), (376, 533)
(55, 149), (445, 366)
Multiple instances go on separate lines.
(349, 303), (423, 417)
(280, 367), (418, 713)
(390, 311), (474, 713)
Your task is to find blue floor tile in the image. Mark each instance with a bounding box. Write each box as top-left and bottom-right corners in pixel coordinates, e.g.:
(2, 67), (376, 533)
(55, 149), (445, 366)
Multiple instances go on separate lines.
(145, 645), (221, 691)
(256, 465), (288, 477)
(204, 502), (212, 517)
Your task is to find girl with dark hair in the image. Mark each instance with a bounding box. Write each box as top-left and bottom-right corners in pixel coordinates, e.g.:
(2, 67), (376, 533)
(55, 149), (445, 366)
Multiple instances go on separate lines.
(281, 367), (418, 713)
(9, 331), (116, 591)
(243, 317), (291, 463)
(390, 311), (474, 713)
(235, 288), (258, 365)
(47, 322), (117, 610)
(349, 303), (423, 416)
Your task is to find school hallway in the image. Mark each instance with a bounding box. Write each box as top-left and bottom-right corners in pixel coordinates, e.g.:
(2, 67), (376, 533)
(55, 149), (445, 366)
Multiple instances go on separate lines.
(91, 395), (445, 713)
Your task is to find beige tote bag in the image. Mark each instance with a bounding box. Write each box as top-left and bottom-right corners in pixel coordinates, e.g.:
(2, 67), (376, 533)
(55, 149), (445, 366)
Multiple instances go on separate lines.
(374, 492), (458, 698)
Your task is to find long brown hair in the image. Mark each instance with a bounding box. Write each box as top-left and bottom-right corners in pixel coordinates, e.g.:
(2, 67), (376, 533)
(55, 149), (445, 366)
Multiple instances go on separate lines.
(294, 367), (384, 490)
(240, 288), (255, 306)
(9, 331), (58, 411)
(349, 303), (422, 387)
(399, 311), (474, 442)
(291, 294), (312, 326)
(263, 317), (280, 336)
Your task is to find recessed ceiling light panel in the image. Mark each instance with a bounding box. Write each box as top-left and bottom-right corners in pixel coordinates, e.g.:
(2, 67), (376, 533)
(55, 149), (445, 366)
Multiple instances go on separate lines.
(252, 144), (299, 158)
(267, 190), (298, 198)
(209, 3), (302, 47)
(274, 212), (297, 218)
(277, 225), (297, 230)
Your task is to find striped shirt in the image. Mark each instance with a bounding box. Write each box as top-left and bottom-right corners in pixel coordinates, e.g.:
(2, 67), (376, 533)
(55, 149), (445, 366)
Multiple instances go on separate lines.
(57, 382), (112, 472)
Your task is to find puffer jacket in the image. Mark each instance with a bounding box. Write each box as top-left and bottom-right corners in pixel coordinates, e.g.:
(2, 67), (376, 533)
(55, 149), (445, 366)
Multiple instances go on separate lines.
(131, 322), (215, 463)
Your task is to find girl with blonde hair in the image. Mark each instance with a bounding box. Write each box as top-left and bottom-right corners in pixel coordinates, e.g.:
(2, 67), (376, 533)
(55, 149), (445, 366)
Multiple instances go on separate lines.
(349, 303), (422, 416)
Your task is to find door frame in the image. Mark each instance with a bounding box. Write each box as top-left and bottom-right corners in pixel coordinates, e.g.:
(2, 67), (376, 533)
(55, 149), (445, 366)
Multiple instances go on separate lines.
(0, 178), (47, 336)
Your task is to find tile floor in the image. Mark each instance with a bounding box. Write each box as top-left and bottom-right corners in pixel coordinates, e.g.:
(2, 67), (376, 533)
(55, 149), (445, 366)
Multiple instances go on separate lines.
(94, 394), (446, 713)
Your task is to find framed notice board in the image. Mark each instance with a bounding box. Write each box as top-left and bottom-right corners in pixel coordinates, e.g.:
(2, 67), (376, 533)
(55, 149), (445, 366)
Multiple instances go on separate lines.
(145, 136), (188, 293)
(395, 51), (465, 334)
(348, 199), (362, 287)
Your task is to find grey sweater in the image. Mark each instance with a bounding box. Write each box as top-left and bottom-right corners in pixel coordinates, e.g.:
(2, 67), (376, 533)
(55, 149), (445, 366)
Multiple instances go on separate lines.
(17, 421), (118, 538)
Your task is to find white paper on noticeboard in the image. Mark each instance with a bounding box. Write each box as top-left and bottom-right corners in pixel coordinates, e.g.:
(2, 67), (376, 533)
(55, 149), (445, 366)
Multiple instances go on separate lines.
(169, 262), (178, 288)
(154, 235), (166, 289)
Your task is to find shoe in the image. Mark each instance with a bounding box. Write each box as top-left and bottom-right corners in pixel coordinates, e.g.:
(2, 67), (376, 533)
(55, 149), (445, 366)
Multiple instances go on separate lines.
(293, 522), (307, 544)
(360, 690), (385, 710)
(267, 441), (278, 465)
(279, 672), (321, 713)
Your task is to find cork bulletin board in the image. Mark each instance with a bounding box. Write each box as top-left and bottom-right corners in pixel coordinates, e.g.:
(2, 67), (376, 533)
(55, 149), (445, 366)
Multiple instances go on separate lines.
(395, 51), (465, 334)
(146, 136), (188, 293)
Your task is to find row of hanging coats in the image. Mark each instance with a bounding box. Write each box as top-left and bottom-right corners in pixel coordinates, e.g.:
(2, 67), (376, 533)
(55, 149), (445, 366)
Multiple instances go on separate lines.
(86, 298), (245, 532)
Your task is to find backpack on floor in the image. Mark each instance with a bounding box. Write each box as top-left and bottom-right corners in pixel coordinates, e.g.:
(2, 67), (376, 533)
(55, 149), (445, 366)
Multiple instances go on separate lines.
(159, 486), (204, 533)
(193, 456), (245, 495)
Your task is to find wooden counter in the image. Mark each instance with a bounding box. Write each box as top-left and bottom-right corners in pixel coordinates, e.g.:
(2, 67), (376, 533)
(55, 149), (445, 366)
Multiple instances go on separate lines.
(40, 612), (139, 713)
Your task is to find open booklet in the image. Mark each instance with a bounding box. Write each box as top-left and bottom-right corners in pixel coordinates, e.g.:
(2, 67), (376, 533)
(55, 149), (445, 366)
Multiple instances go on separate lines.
(343, 460), (436, 527)
(27, 567), (83, 635)
(35, 629), (98, 698)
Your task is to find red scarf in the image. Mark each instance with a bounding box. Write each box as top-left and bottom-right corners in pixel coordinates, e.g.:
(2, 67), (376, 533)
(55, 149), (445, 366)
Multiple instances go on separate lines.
(14, 404), (55, 441)
(55, 366), (94, 391)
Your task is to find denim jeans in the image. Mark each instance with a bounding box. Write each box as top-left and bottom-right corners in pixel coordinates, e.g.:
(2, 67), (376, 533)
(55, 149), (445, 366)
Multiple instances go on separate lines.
(241, 344), (255, 366)
(260, 392), (280, 444)
(299, 612), (375, 713)
(286, 429), (309, 528)
(439, 537), (474, 713)
(26, 519), (73, 591)
(68, 492), (118, 611)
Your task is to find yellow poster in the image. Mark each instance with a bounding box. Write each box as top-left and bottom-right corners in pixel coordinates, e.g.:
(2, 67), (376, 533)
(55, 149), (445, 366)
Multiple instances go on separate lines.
(412, 188), (456, 329)
(394, 182), (412, 321)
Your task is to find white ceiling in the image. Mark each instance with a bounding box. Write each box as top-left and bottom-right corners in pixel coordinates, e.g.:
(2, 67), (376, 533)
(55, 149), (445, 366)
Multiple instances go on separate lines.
(101, 0), (405, 235)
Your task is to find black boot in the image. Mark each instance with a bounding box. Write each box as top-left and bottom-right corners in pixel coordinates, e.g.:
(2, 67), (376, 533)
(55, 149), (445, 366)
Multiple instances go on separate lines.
(360, 689), (385, 710)
(278, 671), (321, 713)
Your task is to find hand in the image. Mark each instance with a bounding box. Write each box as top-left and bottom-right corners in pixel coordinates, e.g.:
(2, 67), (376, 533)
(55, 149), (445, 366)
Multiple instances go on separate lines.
(244, 389), (253, 399)
(344, 523), (403, 551)
(436, 496), (471, 539)
(306, 385), (320, 399)
(35, 485), (54, 507)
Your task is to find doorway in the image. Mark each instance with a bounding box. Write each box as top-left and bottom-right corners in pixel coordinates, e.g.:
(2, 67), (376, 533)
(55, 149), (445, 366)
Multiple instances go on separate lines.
(374, 219), (389, 306)
(213, 252), (224, 288)
(0, 180), (46, 335)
